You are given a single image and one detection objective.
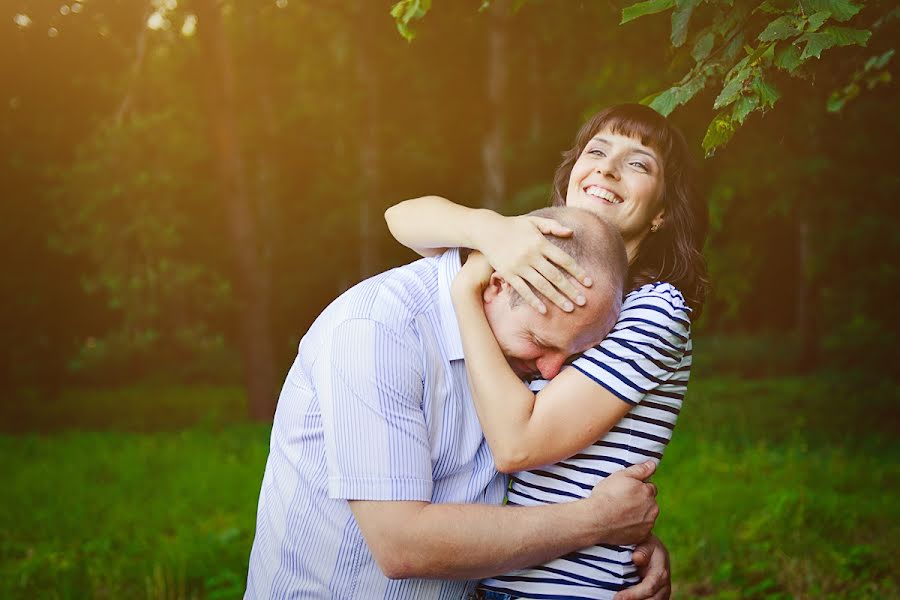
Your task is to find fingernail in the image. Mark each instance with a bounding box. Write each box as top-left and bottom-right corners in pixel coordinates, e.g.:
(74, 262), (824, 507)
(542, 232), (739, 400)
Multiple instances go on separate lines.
(583, 277), (593, 287)
(538, 304), (547, 314)
(563, 301), (574, 312)
(576, 295), (586, 306)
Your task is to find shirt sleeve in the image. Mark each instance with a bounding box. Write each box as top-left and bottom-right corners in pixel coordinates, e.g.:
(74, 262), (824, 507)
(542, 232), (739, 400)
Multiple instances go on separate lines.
(313, 318), (433, 502)
(570, 284), (692, 405)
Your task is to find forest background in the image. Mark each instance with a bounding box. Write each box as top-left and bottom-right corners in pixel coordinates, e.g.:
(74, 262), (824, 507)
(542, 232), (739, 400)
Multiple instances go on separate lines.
(1, 0), (898, 598)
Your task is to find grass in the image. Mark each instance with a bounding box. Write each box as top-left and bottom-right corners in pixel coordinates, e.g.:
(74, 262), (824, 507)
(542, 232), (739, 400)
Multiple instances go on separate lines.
(655, 375), (900, 599)
(1, 374), (898, 599)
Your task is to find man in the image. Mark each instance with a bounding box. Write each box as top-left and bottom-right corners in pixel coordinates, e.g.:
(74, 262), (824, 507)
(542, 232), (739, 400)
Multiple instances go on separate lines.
(246, 207), (668, 599)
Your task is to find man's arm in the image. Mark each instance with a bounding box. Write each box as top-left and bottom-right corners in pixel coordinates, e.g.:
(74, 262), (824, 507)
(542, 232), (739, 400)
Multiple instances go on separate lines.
(350, 461), (659, 580)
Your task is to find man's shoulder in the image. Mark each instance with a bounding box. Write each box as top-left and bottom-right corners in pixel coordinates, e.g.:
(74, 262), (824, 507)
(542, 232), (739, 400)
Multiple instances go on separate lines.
(320, 256), (442, 334)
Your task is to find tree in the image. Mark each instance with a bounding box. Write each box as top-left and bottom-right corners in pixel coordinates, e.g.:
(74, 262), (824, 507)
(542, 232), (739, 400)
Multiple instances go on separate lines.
(482, 0), (509, 211)
(194, 0), (278, 420)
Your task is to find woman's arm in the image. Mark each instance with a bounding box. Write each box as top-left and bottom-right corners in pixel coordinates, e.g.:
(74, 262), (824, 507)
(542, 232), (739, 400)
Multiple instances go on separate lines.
(452, 253), (633, 473)
(384, 195), (485, 258)
(385, 195), (591, 313)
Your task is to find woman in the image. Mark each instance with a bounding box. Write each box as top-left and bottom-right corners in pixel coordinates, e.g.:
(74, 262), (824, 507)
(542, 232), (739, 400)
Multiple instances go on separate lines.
(385, 104), (708, 599)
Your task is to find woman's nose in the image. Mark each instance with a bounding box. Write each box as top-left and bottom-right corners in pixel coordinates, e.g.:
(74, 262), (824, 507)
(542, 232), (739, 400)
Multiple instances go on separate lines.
(597, 163), (620, 180)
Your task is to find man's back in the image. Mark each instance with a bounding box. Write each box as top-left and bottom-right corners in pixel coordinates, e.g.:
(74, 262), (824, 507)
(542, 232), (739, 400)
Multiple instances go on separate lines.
(245, 251), (505, 599)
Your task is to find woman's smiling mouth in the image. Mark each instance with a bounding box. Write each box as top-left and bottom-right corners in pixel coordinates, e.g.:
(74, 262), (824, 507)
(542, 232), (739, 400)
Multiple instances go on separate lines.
(584, 185), (623, 204)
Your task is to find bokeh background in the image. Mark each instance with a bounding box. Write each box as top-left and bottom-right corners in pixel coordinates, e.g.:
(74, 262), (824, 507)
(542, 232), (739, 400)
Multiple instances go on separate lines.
(1, 0), (898, 598)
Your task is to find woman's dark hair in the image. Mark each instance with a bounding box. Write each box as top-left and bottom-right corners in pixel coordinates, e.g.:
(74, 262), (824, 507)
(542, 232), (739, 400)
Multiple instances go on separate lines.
(550, 103), (710, 317)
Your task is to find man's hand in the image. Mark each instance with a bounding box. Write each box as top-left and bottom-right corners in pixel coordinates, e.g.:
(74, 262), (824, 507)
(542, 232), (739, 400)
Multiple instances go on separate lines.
(613, 535), (671, 600)
(586, 461), (659, 545)
(453, 251), (496, 297)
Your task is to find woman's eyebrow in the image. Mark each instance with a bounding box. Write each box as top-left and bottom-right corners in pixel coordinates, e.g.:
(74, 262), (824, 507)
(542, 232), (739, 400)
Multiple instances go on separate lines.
(590, 136), (659, 164)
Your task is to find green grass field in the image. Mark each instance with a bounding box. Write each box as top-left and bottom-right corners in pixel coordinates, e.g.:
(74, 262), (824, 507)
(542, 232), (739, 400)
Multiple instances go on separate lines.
(2, 375), (898, 599)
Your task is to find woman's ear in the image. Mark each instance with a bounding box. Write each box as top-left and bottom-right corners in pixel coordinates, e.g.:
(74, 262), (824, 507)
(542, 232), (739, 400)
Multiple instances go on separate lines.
(651, 207), (666, 232)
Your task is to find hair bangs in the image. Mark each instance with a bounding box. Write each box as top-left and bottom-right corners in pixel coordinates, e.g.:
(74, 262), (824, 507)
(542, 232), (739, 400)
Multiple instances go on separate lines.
(587, 104), (677, 167)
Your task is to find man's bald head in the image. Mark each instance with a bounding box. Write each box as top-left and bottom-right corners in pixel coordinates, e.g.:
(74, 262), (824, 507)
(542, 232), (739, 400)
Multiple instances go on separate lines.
(512, 206), (627, 336)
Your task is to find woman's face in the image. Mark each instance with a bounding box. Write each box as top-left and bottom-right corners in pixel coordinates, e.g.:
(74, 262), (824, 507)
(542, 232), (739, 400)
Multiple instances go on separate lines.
(565, 128), (666, 252)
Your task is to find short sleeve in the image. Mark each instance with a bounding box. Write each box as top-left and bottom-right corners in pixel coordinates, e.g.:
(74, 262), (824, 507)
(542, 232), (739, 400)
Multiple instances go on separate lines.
(570, 283), (691, 405)
(313, 318), (433, 502)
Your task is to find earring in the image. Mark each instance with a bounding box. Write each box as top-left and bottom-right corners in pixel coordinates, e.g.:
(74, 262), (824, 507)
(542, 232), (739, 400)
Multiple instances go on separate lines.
(650, 222), (661, 233)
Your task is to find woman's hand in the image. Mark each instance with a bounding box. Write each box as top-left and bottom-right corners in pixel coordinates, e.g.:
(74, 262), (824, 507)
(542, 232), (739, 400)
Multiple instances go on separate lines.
(473, 212), (593, 314)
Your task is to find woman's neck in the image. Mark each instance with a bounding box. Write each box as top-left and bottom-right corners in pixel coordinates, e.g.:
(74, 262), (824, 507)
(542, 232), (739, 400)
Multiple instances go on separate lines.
(625, 235), (645, 266)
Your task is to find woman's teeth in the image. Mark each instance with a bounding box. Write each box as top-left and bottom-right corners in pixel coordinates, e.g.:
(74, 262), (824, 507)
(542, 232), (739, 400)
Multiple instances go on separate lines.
(585, 186), (622, 204)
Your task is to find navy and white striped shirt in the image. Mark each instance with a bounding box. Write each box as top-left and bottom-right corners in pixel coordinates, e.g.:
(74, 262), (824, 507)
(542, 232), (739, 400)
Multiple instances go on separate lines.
(245, 249), (506, 599)
(480, 282), (691, 600)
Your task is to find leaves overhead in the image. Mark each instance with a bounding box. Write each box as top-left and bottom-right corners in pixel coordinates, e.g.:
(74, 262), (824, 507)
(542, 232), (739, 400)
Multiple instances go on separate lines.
(390, 0), (433, 42)
(615, 0), (891, 155)
(620, 0), (675, 25)
(392, 0), (894, 156)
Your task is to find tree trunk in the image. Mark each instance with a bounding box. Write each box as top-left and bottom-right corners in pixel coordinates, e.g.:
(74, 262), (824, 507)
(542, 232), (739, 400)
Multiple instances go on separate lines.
(527, 34), (542, 144)
(195, 0), (277, 421)
(246, 5), (278, 330)
(796, 214), (820, 371)
(482, 0), (508, 211)
(355, 3), (381, 280)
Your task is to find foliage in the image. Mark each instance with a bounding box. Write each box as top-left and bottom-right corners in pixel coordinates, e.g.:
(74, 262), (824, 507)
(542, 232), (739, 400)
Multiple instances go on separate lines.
(395, 2), (896, 155)
(51, 111), (234, 382)
(620, 0), (897, 155)
(1, 1), (896, 390)
(2, 375), (898, 598)
(390, 0), (433, 41)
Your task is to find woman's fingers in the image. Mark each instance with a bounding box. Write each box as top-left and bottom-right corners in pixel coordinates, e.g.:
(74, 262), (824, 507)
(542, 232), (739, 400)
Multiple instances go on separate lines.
(544, 244), (593, 287)
(533, 257), (586, 307)
(521, 267), (574, 312)
(507, 275), (547, 314)
(528, 217), (573, 238)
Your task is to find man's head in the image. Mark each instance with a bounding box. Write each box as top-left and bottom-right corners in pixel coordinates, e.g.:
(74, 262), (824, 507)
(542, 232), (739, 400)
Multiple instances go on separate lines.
(481, 206), (627, 380)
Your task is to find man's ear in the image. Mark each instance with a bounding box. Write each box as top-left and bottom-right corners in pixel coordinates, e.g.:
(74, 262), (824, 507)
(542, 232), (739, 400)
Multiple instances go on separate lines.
(482, 272), (508, 304)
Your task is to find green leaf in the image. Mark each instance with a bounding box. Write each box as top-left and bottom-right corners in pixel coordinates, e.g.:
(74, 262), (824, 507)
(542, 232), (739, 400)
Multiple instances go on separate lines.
(724, 42), (772, 86)
(754, 1), (784, 15)
(864, 49), (895, 71)
(827, 83), (859, 112)
(648, 88), (680, 116)
(799, 0), (862, 23)
(722, 31), (746, 62)
(758, 15), (802, 42)
(732, 93), (761, 124)
(621, 0), (675, 25)
(702, 111), (736, 156)
(648, 70), (709, 115)
(752, 75), (780, 108)
(390, 0), (432, 41)
(671, 0), (698, 47)
(806, 11), (831, 32)
(692, 30), (715, 61)
(799, 26), (871, 60)
(775, 43), (804, 72)
(714, 69), (750, 109)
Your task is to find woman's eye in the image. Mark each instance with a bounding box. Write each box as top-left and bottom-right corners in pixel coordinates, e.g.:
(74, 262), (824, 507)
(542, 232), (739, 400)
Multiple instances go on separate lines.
(588, 149), (605, 157)
(631, 162), (648, 171)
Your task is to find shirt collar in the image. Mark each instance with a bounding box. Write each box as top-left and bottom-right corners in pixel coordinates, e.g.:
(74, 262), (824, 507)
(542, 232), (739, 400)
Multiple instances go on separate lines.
(436, 248), (465, 362)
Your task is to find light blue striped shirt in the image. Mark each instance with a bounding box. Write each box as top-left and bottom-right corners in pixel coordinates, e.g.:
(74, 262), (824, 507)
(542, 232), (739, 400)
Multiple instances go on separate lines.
(245, 249), (506, 599)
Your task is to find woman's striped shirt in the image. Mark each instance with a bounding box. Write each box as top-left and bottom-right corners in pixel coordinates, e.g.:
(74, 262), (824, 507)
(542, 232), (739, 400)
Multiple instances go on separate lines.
(480, 282), (692, 600)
